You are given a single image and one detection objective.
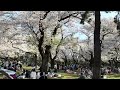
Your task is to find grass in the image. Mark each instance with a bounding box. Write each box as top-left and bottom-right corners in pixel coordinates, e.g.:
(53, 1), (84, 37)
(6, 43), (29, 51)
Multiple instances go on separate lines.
(58, 73), (79, 79)
(0, 74), (3, 79)
(106, 74), (120, 79)
(22, 65), (33, 71)
(53, 71), (120, 79)
(49, 71), (79, 79)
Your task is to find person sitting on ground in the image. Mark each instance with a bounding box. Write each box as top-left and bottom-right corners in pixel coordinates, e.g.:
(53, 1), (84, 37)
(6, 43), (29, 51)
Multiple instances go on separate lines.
(101, 75), (104, 79)
(78, 73), (86, 79)
(30, 68), (36, 79)
(19, 63), (22, 69)
(45, 72), (48, 78)
(39, 72), (47, 79)
(25, 70), (31, 78)
(36, 71), (40, 79)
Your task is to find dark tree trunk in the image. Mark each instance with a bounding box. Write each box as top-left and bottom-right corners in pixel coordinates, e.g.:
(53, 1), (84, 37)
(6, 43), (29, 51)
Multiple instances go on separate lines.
(89, 52), (94, 69)
(34, 54), (37, 69)
(51, 59), (55, 69)
(115, 61), (118, 68)
(114, 59), (118, 68)
(108, 60), (112, 67)
(93, 11), (101, 79)
(57, 63), (59, 69)
(61, 50), (68, 66)
(41, 45), (51, 73)
(64, 59), (67, 66)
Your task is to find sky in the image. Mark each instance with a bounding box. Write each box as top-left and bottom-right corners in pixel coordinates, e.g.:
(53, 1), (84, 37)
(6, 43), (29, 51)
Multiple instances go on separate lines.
(101, 11), (117, 19)
(73, 11), (118, 41)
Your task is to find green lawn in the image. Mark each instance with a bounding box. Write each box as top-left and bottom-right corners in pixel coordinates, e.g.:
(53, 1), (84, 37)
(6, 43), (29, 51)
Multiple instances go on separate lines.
(106, 74), (120, 79)
(22, 65), (33, 71)
(52, 72), (120, 79)
(0, 74), (3, 79)
(58, 73), (79, 79)
(49, 71), (79, 79)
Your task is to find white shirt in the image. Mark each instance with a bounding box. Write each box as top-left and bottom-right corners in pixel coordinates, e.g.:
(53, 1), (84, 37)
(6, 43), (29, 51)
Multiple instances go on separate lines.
(5, 61), (9, 67)
(103, 75), (107, 79)
(30, 72), (36, 79)
(54, 65), (57, 69)
(36, 72), (40, 79)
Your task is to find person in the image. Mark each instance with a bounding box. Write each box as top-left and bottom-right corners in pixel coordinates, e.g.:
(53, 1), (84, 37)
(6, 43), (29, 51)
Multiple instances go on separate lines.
(25, 70), (31, 78)
(19, 64), (22, 71)
(30, 69), (36, 79)
(54, 64), (57, 73)
(39, 72), (44, 79)
(78, 73), (86, 79)
(101, 75), (104, 79)
(45, 72), (48, 79)
(103, 75), (107, 79)
(5, 60), (9, 69)
(10, 74), (17, 79)
(39, 72), (47, 79)
(36, 71), (40, 79)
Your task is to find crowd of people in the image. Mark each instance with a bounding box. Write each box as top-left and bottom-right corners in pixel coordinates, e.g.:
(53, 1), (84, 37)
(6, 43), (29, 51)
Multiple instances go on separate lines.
(0, 60), (63, 79)
(2, 60), (22, 72)
(19, 69), (48, 79)
(1, 59), (120, 79)
(0, 60), (49, 79)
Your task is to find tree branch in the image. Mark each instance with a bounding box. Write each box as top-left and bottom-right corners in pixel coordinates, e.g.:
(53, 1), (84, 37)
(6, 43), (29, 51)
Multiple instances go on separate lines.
(38, 18), (45, 59)
(26, 22), (39, 41)
(40, 11), (50, 20)
(79, 46), (89, 61)
(9, 40), (27, 53)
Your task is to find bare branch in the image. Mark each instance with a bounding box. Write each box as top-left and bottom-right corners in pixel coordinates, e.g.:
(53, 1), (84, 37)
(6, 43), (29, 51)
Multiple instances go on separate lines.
(58, 12), (80, 22)
(9, 40), (27, 53)
(79, 46), (89, 61)
(26, 22), (39, 41)
(52, 29), (63, 60)
(40, 11), (50, 20)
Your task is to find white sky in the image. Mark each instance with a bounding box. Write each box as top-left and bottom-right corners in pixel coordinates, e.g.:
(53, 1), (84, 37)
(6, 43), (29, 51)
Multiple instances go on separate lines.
(74, 11), (118, 40)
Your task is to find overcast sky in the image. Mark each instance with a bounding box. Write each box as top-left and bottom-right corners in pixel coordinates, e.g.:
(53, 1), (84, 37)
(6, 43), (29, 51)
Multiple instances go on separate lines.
(74, 11), (118, 40)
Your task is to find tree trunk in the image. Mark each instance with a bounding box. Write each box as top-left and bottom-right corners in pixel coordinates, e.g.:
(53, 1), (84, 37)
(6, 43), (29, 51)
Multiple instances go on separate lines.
(89, 53), (94, 69)
(51, 59), (55, 69)
(65, 59), (67, 66)
(57, 63), (59, 69)
(114, 59), (118, 68)
(33, 54), (37, 69)
(93, 11), (101, 79)
(41, 45), (51, 73)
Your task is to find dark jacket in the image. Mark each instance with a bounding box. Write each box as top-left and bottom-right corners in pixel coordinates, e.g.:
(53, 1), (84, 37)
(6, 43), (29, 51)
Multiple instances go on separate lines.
(39, 76), (47, 79)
